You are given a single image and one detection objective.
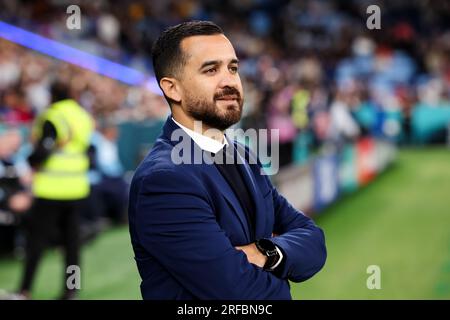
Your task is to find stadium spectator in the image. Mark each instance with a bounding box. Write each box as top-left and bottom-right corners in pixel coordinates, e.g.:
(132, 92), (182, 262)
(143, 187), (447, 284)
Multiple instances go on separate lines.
(0, 129), (32, 256)
(16, 81), (93, 300)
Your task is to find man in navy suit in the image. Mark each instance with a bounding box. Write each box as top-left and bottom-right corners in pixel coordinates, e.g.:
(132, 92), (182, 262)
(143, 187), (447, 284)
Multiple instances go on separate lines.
(128, 21), (326, 300)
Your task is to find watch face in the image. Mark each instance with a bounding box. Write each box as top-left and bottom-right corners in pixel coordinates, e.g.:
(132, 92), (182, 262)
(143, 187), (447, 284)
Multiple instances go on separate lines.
(258, 238), (277, 252)
(266, 249), (278, 257)
(256, 239), (280, 270)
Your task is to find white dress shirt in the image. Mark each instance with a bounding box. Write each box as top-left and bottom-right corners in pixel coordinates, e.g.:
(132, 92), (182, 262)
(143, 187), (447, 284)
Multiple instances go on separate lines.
(172, 117), (228, 153)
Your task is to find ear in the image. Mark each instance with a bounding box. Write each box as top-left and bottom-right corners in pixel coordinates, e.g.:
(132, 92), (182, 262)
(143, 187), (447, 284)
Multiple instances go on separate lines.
(160, 77), (182, 104)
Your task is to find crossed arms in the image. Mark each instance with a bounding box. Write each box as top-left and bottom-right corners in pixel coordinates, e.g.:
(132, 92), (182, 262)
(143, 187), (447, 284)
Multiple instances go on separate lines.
(134, 168), (326, 299)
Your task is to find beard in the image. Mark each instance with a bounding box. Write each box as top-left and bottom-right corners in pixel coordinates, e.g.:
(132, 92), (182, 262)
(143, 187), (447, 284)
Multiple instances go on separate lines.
(184, 87), (243, 131)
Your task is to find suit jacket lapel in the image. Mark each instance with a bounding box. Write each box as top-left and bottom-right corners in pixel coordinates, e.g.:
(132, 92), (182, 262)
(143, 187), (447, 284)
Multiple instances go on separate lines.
(202, 161), (252, 242)
(162, 116), (254, 242)
(234, 147), (267, 240)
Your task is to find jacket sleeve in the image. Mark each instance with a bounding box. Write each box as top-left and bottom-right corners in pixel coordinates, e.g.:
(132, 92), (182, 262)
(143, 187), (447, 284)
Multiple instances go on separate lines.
(134, 168), (291, 300)
(266, 175), (327, 283)
(28, 120), (57, 168)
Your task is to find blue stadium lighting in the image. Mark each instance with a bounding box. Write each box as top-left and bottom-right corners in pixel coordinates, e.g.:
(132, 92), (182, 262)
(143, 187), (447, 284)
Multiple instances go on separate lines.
(144, 78), (161, 93)
(0, 20), (162, 95)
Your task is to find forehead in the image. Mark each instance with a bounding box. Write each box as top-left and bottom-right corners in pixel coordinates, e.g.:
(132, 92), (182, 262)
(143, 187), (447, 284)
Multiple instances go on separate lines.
(180, 34), (237, 66)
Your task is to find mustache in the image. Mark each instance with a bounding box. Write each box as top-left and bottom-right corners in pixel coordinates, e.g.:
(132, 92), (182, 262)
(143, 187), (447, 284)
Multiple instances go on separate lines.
(214, 87), (241, 101)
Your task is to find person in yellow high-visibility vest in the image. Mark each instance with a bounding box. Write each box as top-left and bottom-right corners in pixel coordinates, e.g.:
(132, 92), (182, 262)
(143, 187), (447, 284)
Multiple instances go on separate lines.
(18, 81), (93, 300)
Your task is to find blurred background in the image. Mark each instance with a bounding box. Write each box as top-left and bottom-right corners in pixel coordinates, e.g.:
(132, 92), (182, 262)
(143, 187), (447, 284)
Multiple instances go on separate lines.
(0, 0), (449, 299)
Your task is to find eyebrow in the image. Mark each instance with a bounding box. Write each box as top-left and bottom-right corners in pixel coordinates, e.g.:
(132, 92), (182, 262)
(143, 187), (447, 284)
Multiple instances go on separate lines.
(199, 58), (239, 71)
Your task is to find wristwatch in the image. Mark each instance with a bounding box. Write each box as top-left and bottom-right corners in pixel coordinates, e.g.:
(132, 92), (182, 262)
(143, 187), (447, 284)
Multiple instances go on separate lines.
(255, 238), (281, 271)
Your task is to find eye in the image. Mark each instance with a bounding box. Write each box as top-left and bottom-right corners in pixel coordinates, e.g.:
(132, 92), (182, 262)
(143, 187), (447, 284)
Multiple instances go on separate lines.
(229, 66), (239, 74)
(205, 67), (217, 74)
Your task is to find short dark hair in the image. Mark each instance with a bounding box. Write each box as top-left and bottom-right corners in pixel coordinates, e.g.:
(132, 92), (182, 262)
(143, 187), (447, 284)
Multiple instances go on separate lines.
(151, 21), (223, 100)
(50, 81), (70, 103)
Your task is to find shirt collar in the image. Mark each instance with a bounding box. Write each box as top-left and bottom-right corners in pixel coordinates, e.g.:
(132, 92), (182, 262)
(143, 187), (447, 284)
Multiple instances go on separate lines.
(172, 117), (228, 154)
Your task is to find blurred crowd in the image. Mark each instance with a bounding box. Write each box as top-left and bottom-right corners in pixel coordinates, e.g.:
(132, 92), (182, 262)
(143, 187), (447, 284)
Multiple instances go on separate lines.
(1, 0), (449, 146)
(0, 39), (168, 123)
(1, 0), (450, 255)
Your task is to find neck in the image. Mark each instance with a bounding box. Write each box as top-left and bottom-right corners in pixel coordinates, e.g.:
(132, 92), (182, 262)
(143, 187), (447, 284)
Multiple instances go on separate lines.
(172, 107), (225, 143)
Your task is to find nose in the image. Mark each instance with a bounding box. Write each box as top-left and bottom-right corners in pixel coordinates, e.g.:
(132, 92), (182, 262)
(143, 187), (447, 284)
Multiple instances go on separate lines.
(218, 69), (240, 89)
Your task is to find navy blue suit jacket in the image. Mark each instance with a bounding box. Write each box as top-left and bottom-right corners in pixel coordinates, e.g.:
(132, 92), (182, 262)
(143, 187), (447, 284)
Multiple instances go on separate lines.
(128, 117), (326, 299)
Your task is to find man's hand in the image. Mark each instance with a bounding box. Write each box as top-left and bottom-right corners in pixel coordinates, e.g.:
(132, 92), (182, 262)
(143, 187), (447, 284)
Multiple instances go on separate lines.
(8, 192), (32, 213)
(235, 243), (267, 268)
